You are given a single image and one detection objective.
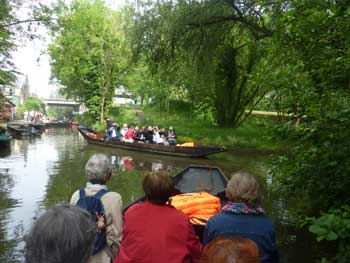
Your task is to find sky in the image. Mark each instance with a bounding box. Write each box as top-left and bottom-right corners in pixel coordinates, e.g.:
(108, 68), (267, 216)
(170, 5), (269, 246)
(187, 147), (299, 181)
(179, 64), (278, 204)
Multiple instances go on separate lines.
(12, 0), (126, 99)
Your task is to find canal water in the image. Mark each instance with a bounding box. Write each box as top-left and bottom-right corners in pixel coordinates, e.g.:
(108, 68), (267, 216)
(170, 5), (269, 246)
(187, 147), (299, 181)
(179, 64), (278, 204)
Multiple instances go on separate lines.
(0, 127), (317, 262)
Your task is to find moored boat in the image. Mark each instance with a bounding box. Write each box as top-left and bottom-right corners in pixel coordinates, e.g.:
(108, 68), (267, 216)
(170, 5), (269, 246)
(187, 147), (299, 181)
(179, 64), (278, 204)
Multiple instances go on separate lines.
(78, 126), (226, 158)
(7, 121), (43, 137)
(0, 125), (12, 147)
(123, 165), (228, 241)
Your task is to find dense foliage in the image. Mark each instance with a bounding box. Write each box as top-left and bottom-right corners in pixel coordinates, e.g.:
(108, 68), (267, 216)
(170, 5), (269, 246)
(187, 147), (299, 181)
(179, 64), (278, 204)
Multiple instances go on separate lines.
(128, 0), (274, 127)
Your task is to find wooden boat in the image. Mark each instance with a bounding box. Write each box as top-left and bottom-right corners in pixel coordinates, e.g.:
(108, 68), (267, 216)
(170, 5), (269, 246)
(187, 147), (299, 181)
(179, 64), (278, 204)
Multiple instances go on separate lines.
(7, 121), (43, 137)
(123, 165), (228, 242)
(0, 133), (12, 147)
(78, 126), (226, 158)
(33, 122), (46, 131)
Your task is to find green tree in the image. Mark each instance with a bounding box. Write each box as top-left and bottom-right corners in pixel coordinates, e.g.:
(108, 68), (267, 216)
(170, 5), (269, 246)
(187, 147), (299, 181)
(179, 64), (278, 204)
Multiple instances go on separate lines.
(129, 0), (273, 127)
(48, 0), (129, 121)
(23, 97), (45, 112)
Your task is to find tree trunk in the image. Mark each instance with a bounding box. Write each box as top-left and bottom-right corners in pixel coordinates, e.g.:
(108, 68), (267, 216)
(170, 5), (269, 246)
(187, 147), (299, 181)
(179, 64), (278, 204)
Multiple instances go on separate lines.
(165, 95), (170, 113)
(100, 91), (105, 122)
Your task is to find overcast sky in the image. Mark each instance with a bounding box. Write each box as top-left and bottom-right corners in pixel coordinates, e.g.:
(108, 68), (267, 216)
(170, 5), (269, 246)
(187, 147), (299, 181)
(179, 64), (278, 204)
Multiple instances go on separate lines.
(12, 0), (126, 99)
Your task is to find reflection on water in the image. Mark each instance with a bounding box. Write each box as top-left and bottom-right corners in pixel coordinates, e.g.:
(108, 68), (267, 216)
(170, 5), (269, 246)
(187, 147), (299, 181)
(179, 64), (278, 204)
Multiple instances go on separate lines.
(0, 128), (316, 262)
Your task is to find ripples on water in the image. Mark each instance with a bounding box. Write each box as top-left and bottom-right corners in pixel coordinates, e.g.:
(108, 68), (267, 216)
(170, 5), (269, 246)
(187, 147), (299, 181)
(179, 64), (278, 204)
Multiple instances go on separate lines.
(0, 127), (316, 262)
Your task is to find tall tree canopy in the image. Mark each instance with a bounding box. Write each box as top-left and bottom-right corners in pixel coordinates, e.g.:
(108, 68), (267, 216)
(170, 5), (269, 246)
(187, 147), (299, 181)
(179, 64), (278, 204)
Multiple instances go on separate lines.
(0, 0), (51, 89)
(48, 0), (129, 120)
(129, 0), (275, 127)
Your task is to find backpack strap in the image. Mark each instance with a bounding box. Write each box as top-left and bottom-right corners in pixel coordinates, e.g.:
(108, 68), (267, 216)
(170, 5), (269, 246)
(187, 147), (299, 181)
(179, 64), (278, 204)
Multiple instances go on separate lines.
(94, 189), (108, 199)
(79, 188), (86, 198)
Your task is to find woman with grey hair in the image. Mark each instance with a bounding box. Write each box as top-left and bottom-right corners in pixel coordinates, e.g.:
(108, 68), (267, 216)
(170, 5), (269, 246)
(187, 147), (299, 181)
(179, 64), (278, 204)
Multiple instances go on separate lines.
(203, 172), (279, 263)
(25, 205), (95, 263)
(70, 154), (123, 263)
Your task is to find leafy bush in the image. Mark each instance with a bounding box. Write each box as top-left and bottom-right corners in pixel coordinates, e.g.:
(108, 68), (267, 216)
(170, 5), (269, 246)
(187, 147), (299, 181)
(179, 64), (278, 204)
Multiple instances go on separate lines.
(271, 109), (350, 212)
(305, 206), (350, 263)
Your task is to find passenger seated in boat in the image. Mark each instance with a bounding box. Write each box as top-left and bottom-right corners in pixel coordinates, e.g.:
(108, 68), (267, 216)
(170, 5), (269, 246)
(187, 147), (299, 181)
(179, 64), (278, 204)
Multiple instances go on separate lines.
(145, 126), (154, 144)
(123, 127), (135, 143)
(200, 237), (260, 263)
(161, 135), (169, 146)
(203, 172), (279, 263)
(153, 126), (164, 144)
(167, 126), (177, 145)
(120, 124), (128, 139)
(159, 127), (166, 137)
(113, 171), (202, 263)
(71, 154), (123, 263)
(25, 204), (95, 263)
(110, 123), (121, 141)
(133, 126), (145, 143)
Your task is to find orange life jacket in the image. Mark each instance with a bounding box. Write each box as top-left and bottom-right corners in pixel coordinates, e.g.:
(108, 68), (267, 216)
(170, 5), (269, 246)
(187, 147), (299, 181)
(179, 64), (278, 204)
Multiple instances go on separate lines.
(171, 192), (221, 225)
(176, 142), (194, 147)
(86, 132), (97, 139)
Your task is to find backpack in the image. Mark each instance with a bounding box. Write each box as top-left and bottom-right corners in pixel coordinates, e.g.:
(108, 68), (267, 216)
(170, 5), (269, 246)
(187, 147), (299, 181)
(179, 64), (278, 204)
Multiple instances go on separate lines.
(76, 188), (108, 255)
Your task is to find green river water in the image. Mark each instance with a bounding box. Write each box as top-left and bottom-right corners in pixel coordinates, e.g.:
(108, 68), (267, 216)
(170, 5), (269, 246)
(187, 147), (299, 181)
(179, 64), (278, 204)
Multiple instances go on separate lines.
(0, 127), (319, 262)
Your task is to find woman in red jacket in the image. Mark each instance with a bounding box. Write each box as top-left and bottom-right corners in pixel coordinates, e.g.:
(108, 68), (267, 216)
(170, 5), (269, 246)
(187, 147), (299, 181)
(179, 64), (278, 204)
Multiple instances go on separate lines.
(113, 171), (202, 263)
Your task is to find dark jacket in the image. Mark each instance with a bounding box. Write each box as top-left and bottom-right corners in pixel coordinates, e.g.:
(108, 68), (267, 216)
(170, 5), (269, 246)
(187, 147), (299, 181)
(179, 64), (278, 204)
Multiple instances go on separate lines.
(203, 212), (279, 263)
(145, 130), (154, 143)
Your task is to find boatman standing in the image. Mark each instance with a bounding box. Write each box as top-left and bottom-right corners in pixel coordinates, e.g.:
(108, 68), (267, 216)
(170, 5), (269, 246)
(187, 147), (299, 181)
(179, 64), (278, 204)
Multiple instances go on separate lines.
(70, 154), (123, 263)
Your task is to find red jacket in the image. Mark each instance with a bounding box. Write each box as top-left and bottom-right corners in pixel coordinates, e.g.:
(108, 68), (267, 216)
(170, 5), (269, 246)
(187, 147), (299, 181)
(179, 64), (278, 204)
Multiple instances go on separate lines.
(124, 129), (135, 140)
(113, 201), (202, 263)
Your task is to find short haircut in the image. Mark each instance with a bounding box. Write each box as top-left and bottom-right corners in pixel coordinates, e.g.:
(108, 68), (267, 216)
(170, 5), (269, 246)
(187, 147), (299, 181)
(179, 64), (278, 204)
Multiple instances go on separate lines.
(25, 205), (95, 263)
(85, 154), (112, 182)
(142, 171), (174, 204)
(225, 172), (260, 205)
(200, 237), (260, 263)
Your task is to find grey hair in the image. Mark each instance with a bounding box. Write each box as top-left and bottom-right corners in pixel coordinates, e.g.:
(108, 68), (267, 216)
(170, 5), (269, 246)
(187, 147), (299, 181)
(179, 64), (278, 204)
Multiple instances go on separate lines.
(25, 205), (95, 263)
(225, 172), (260, 205)
(85, 154), (112, 181)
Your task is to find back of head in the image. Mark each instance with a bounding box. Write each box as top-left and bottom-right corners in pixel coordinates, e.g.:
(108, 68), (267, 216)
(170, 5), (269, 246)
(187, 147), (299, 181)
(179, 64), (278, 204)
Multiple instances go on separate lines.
(200, 237), (260, 263)
(85, 154), (112, 183)
(25, 205), (95, 263)
(226, 172), (260, 205)
(143, 171), (174, 205)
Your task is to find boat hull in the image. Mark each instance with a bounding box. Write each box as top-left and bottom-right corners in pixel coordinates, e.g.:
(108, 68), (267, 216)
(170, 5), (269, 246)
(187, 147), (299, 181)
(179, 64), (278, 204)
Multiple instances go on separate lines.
(0, 134), (12, 147)
(78, 126), (226, 158)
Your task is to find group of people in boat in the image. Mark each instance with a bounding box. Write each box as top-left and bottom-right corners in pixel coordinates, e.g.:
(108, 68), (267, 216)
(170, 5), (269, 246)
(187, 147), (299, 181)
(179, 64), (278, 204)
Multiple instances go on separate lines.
(105, 117), (176, 145)
(25, 154), (279, 263)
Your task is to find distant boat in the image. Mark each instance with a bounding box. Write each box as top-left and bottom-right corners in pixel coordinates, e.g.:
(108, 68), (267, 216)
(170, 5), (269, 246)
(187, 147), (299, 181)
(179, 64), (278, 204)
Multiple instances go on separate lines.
(7, 121), (43, 137)
(45, 121), (71, 128)
(78, 126), (226, 158)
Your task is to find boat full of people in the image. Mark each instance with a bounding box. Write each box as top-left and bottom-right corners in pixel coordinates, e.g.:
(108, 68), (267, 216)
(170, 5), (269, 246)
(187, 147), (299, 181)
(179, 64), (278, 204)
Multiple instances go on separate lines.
(78, 126), (226, 158)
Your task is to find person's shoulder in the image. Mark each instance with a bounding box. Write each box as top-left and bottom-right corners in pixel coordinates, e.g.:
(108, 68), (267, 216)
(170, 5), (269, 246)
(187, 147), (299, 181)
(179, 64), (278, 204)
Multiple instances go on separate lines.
(104, 191), (122, 200)
(124, 203), (144, 217)
(167, 205), (191, 220)
(70, 189), (81, 204)
(259, 215), (275, 229)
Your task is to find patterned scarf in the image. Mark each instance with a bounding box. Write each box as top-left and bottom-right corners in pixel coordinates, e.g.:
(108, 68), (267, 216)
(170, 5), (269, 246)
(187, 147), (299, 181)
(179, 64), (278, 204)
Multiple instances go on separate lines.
(221, 202), (265, 215)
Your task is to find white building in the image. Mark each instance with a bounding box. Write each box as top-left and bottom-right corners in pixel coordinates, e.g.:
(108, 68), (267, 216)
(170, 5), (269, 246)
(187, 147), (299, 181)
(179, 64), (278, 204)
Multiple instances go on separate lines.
(113, 86), (136, 105)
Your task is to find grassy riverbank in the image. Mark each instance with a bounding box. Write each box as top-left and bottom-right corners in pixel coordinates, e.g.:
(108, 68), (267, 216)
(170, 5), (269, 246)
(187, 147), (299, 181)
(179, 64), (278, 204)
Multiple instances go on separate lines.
(75, 104), (282, 152)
